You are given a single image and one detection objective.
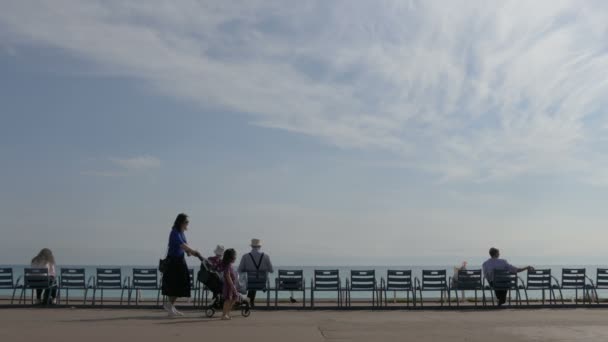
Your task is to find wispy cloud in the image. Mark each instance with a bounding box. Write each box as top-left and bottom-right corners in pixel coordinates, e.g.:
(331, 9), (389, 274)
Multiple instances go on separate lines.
(82, 155), (160, 177)
(2, 1), (608, 183)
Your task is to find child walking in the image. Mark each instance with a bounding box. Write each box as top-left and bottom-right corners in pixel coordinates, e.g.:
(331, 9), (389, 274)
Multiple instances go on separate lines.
(221, 248), (239, 320)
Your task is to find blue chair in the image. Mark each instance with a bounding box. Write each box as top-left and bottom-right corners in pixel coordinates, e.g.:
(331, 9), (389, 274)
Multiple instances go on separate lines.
(559, 268), (593, 305)
(0, 268), (22, 304)
(346, 270), (378, 307)
(415, 269), (450, 307)
(58, 268), (94, 305)
(310, 270), (342, 307)
(450, 269), (486, 307)
(523, 269), (560, 305)
(128, 268), (161, 306)
(381, 270), (415, 307)
(275, 270), (305, 308)
(245, 271), (270, 307)
(487, 269), (525, 306)
(92, 268), (129, 306)
(19, 268), (57, 305)
(590, 268), (608, 304)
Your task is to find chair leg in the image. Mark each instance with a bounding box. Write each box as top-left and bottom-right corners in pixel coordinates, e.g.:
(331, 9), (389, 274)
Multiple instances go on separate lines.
(475, 290), (478, 307)
(11, 288), (18, 305)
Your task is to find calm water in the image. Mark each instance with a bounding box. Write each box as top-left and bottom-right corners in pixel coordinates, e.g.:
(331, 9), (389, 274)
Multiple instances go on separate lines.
(2, 264), (607, 300)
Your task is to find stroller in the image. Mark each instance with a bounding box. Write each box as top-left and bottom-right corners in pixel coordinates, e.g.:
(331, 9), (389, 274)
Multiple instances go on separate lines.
(197, 258), (251, 318)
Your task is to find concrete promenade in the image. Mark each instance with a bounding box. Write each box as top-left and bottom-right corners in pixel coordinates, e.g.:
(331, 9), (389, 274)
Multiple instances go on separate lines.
(2, 308), (608, 341)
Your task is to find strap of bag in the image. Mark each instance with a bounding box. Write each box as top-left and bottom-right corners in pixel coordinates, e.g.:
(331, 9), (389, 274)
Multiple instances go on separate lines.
(163, 232), (172, 258)
(248, 253), (264, 270)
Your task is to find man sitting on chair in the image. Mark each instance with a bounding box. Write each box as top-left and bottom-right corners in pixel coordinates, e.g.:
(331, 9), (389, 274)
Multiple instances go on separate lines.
(238, 239), (274, 307)
(482, 247), (533, 306)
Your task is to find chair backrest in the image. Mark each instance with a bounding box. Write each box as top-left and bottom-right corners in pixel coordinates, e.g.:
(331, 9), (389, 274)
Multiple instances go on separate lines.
(596, 268), (608, 289)
(313, 270), (340, 291)
(0, 268), (14, 289)
(454, 269), (482, 290)
(24, 268), (51, 289)
(132, 268), (159, 289)
(421, 269), (447, 290)
(350, 270), (375, 290)
(492, 269), (518, 290)
(60, 268), (86, 289)
(96, 268), (122, 289)
(277, 270), (304, 291)
(246, 271), (268, 291)
(526, 269), (552, 289)
(386, 270), (412, 291)
(561, 268), (586, 289)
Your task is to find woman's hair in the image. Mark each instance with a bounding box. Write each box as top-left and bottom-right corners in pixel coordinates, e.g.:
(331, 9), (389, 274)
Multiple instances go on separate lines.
(222, 248), (237, 266)
(172, 213), (189, 231)
(31, 248), (55, 265)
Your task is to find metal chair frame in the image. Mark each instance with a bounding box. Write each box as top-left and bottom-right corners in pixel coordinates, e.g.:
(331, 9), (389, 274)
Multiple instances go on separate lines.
(92, 268), (129, 306)
(18, 267), (57, 305)
(415, 269), (450, 307)
(58, 268), (94, 305)
(450, 269), (487, 307)
(487, 269), (525, 306)
(0, 267), (22, 304)
(128, 268), (161, 306)
(559, 268), (593, 305)
(381, 270), (415, 308)
(245, 271), (271, 307)
(346, 270), (378, 307)
(310, 270), (342, 308)
(274, 269), (306, 308)
(589, 268), (608, 305)
(523, 269), (561, 305)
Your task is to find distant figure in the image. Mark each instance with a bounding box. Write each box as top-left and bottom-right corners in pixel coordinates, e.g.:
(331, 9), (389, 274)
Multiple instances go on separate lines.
(161, 213), (202, 317)
(208, 245), (225, 272)
(30, 248), (57, 305)
(221, 248), (239, 320)
(482, 247), (534, 306)
(238, 238), (274, 307)
(452, 261), (467, 303)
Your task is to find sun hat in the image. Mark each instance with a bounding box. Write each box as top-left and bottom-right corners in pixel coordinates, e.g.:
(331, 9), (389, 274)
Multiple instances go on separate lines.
(250, 238), (261, 248)
(214, 245), (225, 256)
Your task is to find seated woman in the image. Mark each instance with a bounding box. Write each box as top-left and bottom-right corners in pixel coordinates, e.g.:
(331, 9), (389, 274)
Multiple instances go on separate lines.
(30, 248), (57, 304)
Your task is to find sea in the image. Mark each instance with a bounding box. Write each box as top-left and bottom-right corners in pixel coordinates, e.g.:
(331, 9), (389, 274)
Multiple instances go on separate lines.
(2, 264), (606, 301)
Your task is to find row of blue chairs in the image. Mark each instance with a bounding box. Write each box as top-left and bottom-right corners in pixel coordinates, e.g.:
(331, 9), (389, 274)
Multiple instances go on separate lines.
(0, 267), (202, 306)
(2, 267), (607, 308)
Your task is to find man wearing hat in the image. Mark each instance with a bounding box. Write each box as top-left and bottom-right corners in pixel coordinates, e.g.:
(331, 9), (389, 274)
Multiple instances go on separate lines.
(238, 238), (274, 307)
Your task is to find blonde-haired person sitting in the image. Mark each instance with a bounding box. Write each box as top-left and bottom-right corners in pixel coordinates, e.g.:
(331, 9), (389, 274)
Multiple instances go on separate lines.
(30, 248), (57, 305)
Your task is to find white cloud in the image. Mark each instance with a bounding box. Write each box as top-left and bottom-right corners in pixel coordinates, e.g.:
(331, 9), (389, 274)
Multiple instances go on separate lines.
(2, 0), (608, 183)
(109, 156), (161, 171)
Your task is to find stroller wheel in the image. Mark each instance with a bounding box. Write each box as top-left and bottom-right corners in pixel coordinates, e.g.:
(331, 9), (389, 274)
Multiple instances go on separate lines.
(205, 308), (215, 318)
(241, 307), (250, 317)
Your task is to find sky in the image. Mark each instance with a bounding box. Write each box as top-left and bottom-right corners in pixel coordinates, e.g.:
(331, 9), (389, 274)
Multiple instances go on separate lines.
(1, 1), (608, 266)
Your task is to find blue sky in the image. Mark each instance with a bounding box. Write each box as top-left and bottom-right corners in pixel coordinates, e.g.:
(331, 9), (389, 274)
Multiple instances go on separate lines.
(1, 1), (608, 266)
